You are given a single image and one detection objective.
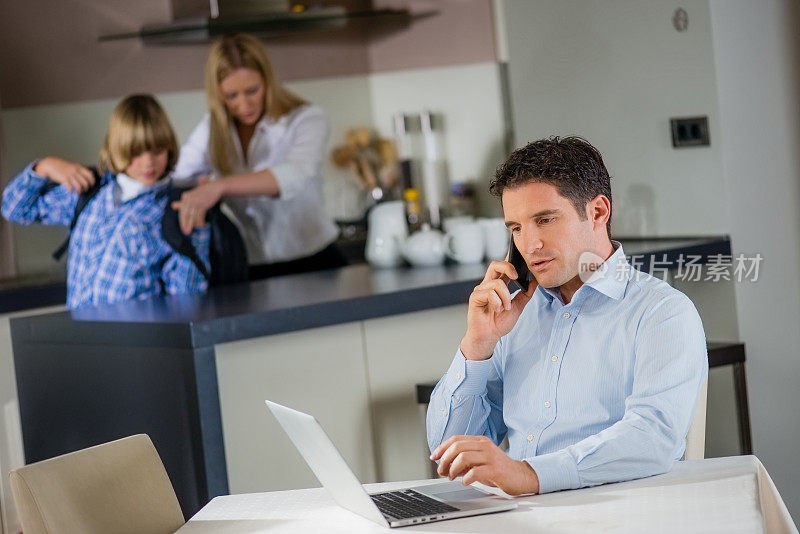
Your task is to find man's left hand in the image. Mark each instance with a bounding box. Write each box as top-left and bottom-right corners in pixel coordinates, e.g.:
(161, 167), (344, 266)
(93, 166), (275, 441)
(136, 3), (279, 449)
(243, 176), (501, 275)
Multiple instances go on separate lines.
(430, 435), (539, 495)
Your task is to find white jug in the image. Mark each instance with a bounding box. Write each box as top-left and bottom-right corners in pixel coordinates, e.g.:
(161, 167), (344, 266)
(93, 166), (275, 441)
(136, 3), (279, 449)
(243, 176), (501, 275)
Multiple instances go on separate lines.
(365, 201), (408, 268)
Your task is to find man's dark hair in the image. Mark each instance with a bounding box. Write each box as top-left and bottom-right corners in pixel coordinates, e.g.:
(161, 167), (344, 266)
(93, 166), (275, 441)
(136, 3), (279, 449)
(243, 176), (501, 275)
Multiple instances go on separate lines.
(489, 136), (613, 236)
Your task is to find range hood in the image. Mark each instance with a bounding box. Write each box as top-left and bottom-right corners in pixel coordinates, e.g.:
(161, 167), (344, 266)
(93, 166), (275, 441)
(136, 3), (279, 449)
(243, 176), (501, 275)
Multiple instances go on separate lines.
(99, 1), (415, 44)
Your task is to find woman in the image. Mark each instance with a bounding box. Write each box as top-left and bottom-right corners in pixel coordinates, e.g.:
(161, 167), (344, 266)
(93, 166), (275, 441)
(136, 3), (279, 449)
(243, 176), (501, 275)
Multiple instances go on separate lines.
(173, 33), (344, 279)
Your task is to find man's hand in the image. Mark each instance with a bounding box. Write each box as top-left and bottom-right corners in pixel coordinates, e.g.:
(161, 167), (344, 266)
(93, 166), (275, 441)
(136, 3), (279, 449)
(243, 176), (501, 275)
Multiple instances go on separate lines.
(171, 177), (222, 235)
(35, 157), (95, 193)
(430, 435), (539, 495)
(460, 260), (538, 360)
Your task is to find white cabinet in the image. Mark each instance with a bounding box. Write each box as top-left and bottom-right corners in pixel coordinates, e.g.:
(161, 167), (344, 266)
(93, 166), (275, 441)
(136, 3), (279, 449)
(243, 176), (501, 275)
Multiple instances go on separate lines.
(214, 304), (468, 492)
(362, 304), (467, 482)
(215, 322), (377, 494)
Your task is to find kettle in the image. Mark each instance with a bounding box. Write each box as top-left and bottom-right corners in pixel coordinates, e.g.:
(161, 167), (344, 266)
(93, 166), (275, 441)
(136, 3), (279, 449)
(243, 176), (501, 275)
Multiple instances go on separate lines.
(365, 201), (408, 268)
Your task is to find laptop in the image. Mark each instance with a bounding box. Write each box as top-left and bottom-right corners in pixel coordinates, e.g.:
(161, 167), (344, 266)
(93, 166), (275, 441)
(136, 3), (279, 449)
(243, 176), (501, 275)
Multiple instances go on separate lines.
(265, 400), (517, 528)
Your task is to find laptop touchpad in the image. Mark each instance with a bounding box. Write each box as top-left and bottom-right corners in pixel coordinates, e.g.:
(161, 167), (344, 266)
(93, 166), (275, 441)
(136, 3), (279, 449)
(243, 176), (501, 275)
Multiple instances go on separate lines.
(428, 487), (490, 502)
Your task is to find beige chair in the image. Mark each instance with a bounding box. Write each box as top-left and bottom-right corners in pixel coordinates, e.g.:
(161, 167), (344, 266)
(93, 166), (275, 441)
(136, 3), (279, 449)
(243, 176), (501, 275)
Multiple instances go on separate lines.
(683, 376), (709, 461)
(9, 434), (185, 534)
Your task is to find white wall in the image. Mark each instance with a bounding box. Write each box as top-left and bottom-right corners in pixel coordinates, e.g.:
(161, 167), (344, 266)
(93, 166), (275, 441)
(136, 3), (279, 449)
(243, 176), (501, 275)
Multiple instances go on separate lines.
(368, 62), (507, 218)
(3, 98), (114, 277)
(710, 0), (800, 521)
(505, 0), (729, 238)
(502, 0), (744, 459)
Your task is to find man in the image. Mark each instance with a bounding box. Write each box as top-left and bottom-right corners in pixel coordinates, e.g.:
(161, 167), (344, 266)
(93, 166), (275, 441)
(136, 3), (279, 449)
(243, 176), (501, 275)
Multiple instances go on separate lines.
(427, 137), (707, 495)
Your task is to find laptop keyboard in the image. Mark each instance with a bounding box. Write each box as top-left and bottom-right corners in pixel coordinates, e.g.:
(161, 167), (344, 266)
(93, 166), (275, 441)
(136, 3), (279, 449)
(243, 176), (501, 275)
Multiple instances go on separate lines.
(370, 489), (460, 520)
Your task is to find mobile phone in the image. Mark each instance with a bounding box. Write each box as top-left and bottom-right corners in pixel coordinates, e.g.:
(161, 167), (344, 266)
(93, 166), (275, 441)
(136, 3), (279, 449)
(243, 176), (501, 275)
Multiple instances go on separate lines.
(507, 240), (535, 293)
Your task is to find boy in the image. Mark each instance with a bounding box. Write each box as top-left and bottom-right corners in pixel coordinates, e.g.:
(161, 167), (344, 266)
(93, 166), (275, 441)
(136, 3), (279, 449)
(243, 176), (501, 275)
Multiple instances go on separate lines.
(2, 95), (210, 309)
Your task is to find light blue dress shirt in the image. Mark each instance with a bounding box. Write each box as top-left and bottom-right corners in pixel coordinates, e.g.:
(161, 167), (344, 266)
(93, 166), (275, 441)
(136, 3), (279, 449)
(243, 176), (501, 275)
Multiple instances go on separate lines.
(427, 242), (708, 493)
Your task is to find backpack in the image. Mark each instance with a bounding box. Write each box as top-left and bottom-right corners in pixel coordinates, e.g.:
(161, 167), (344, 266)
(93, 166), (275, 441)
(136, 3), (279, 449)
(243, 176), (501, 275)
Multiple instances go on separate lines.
(53, 170), (249, 287)
(161, 185), (249, 286)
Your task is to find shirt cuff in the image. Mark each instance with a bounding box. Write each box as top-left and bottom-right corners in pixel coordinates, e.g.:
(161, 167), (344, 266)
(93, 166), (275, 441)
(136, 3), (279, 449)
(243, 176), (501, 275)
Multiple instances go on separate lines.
(525, 449), (581, 494)
(441, 349), (494, 396)
(25, 160), (50, 184)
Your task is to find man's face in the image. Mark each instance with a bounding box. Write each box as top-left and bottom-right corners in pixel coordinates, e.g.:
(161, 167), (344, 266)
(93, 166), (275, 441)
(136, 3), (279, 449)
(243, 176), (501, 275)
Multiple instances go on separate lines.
(502, 182), (596, 290)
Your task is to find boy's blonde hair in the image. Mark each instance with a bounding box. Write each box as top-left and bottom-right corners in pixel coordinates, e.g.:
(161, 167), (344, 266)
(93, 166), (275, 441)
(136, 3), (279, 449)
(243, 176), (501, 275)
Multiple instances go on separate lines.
(99, 94), (179, 175)
(205, 33), (306, 175)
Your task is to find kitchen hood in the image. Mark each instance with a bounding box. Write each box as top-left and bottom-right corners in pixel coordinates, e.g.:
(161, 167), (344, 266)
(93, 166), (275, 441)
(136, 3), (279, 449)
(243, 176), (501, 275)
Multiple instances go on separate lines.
(98, 1), (416, 44)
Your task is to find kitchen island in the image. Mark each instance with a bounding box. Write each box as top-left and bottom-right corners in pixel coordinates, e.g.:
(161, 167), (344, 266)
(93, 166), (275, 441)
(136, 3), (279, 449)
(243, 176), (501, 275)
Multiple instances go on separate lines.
(8, 236), (731, 518)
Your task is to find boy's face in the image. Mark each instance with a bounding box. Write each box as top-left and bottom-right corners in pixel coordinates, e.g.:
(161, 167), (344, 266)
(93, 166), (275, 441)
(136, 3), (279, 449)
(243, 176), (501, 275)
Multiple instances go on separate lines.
(502, 181), (600, 290)
(125, 149), (169, 186)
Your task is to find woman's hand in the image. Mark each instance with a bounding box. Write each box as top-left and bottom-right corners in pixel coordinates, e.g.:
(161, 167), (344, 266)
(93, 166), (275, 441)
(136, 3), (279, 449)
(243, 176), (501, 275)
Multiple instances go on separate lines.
(171, 177), (224, 235)
(34, 157), (95, 193)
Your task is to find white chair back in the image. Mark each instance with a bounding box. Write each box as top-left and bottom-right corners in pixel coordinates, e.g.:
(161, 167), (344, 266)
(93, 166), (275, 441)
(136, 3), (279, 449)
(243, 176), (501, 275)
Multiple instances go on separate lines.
(9, 434), (184, 534)
(683, 376), (708, 461)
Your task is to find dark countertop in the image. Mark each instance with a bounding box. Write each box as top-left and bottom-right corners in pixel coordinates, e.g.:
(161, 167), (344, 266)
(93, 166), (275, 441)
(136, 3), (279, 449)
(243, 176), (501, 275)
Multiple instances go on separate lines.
(12, 262), (487, 348)
(9, 235), (731, 347)
(0, 275), (66, 314)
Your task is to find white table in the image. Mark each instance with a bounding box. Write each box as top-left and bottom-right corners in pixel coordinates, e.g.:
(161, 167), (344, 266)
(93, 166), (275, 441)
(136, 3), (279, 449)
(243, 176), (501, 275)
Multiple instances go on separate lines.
(177, 456), (796, 533)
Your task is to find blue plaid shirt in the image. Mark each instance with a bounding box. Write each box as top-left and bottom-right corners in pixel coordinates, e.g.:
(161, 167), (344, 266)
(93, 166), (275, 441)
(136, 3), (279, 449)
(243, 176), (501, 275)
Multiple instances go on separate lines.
(2, 162), (210, 309)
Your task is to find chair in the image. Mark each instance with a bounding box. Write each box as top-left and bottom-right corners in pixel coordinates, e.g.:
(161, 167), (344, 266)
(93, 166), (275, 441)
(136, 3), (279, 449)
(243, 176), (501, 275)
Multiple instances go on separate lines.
(9, 434), (185, 534)
(683, 376), (709, 461)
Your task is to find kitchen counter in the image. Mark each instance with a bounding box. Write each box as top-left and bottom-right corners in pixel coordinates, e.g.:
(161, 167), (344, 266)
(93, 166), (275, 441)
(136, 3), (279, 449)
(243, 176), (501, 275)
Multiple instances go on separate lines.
(1, 234), (729, 316)
(7, 235), (731, 518)
(15, 235), (731, 342)
(0, 277), (65, 314)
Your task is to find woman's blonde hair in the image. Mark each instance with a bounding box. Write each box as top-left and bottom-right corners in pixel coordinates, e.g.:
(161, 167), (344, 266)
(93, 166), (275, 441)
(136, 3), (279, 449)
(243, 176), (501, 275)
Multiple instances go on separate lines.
(205, 32), (307, 175)
(99, 94), (178, 176)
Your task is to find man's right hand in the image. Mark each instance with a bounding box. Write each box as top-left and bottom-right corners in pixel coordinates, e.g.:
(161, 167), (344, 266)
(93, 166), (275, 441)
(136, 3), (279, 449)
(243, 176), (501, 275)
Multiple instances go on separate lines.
(460, 260), (538, 361)
(34, 157), (95, 193)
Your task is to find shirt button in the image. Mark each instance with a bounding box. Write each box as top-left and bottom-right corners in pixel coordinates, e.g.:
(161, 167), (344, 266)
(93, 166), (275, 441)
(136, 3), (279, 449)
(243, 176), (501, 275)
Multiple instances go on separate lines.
(562, 312), (571, 319)
(544, 401), (551, 408)
(527, 434), (533, 442)
(551, 355), (559, 362)
(442, 410), (447, 416)
(456, 372), (461, 380)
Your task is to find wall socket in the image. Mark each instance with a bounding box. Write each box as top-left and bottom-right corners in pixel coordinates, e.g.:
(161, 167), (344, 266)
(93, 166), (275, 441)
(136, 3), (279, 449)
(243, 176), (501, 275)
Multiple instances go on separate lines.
(670, 116), (710, 147)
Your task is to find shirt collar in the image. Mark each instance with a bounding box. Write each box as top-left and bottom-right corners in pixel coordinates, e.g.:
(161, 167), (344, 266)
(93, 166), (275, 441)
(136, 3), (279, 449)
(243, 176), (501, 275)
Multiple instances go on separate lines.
(538, 285), (561, 304)
(256, 114), (272, 131)
(227, 115), (274, 168)
(239, 114), (282, 133)
(582, 241), (629, 300)
(114, 172), (170, 203)
(536, 241), (629, 303)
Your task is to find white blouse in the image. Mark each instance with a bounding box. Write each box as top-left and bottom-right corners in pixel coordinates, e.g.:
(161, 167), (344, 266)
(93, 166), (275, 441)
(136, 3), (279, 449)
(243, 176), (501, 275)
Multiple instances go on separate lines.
(173, 104), (339, 265)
